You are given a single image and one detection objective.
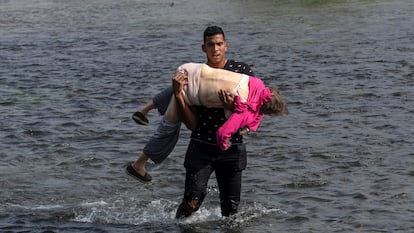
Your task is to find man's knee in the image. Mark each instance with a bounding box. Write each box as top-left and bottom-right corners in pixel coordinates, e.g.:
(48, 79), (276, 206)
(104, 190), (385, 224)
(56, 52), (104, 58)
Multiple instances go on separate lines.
(175, 198), (200, 219)
(175, 190), (207, 219)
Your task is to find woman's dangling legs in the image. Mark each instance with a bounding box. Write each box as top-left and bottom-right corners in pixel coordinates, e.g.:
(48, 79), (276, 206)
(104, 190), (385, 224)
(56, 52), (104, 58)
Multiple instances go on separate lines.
(128, 96), (182, 182)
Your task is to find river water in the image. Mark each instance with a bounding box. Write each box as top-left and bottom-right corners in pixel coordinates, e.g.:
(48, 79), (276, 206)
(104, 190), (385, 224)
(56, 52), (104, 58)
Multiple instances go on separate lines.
(1, 0), (413, 232)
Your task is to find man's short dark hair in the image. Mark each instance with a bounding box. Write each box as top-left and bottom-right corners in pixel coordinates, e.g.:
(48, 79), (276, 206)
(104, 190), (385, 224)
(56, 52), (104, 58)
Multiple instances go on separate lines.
(203, 26), (225, 43)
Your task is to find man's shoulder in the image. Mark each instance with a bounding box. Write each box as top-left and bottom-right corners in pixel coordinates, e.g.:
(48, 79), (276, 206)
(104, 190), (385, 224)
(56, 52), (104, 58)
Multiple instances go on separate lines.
(224, 59), (255, 76)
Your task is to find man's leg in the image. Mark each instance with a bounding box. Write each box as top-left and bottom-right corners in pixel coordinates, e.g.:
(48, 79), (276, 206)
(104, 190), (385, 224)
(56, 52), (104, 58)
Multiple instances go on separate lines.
(176, 141), (213, 219)
(215, 144), (247, 216)
(215, 162), (243, 217)
(175, 167), (212, 218)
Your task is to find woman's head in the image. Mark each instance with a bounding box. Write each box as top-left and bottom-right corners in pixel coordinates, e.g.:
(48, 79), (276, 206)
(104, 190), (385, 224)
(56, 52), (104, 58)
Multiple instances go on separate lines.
(260, 86), (288, 116)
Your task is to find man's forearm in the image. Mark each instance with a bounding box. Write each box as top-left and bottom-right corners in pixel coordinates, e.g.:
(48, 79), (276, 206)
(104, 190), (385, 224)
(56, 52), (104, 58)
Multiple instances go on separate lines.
(175, 93), (197, 131)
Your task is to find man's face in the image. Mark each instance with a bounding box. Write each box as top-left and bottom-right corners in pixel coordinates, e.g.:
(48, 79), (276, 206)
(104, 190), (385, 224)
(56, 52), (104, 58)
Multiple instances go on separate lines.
(202, 34), (227, 68)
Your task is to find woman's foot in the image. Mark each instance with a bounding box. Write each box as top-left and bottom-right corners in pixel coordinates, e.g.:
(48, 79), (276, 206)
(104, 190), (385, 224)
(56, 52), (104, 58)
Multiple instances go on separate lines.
(132, 101), (156, 125)
(132, 111), (149, 125)
(126, 162), (152, 183)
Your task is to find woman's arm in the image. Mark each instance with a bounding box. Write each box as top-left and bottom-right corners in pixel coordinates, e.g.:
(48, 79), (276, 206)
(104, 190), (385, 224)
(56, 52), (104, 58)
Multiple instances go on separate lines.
(172, 72), (198, 130)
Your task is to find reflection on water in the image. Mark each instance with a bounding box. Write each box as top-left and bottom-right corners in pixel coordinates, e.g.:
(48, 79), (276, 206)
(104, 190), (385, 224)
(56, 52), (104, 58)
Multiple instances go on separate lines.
(1, 0), (413, 232)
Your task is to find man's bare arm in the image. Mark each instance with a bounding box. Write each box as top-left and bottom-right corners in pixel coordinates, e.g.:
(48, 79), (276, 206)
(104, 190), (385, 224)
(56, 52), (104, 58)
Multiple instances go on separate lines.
(173, 72), (198, 130)
(218, 89), (235, 111)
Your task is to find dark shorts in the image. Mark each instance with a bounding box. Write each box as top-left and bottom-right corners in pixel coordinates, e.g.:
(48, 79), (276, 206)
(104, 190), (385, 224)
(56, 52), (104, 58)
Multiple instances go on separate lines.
(143, 87), (178, 164)
(143, 118), (181, 164)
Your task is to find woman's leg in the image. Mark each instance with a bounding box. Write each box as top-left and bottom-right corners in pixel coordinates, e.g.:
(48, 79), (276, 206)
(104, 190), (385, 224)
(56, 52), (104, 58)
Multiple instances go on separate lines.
(152, 86), (174, 115)
(127, 115), (181, 182)
(128, 93), (183, 182)
(132, 87), (174, 125)
(136, 101), (155, 115)
(128, 97), (181, 180)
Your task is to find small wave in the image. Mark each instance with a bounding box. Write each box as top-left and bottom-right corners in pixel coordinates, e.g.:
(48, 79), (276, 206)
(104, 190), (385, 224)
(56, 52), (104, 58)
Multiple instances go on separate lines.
(284, 180), (329, 189)
(80, 200), (108, 207)
(7, 203), (65, 211)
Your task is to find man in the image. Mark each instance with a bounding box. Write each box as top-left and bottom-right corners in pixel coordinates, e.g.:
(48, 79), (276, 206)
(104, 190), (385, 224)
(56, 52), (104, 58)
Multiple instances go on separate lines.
(126, 26), (255, 218)
(174, 26), (255, 218)
(126, 26), (254, 185)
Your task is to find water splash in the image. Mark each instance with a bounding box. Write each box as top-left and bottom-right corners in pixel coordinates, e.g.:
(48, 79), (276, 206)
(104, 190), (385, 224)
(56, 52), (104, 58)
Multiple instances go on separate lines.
(225, 202), (287, 227)
(71, 198), (285, 229)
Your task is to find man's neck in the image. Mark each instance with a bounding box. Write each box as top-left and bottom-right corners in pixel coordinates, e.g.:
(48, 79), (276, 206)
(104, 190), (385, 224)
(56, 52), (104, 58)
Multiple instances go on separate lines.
(207, 59), (227, 69)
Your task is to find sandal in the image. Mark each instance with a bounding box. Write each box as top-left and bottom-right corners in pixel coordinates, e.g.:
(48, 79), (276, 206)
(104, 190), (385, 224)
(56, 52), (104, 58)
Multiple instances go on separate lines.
(132, 111), (149, 125)
(126, 162), (152, 183)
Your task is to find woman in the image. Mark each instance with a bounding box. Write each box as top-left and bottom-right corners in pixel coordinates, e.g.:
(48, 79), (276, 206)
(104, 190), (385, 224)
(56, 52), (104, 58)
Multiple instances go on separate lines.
(169, 63), (287, 149)
(126, 63), (287, 182)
